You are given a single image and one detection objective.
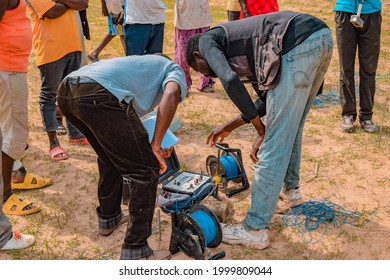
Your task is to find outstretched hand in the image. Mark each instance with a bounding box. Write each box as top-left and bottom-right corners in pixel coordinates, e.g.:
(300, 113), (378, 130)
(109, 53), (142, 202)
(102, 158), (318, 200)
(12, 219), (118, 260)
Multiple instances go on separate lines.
(206, 124), (232, 146)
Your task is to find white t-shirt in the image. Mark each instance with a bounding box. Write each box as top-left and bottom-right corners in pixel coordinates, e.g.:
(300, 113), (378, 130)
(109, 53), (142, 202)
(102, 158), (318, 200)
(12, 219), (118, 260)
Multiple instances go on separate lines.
(125, 0), (166, 25)
(174, 0), (213, 30)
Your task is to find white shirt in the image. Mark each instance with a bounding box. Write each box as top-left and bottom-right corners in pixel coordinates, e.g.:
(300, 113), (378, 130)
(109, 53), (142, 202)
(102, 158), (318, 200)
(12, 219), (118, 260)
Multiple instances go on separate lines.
(125, 0), (166, 25)
(174, 0), (213, 30)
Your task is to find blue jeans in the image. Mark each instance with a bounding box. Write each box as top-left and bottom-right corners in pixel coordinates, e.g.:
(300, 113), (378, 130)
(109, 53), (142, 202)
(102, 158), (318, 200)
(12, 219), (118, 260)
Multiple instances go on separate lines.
(38, 51), (83, 139)
(124, 23), (164, 55)
(244, 28), (334, 229)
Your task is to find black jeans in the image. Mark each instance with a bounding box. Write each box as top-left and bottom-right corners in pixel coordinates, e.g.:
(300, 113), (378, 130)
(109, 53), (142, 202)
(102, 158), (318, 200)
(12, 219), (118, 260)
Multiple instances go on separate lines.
(335, 12), (381, 121)
(57, 77), (160, 250)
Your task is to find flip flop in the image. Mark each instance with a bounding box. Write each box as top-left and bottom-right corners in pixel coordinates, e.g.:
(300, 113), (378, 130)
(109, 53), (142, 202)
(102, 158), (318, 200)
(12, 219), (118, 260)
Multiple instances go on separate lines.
(49, 146), (69, 161)
(11, 173), (52, 190)
(69, 137), (90, 146)
(87, 54), (99, 63)
(2, 194), (41, 216)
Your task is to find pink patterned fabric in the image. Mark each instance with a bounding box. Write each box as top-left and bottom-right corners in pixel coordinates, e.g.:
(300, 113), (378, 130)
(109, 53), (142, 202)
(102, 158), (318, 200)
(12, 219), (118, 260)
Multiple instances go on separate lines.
(174, 27), (215, 91)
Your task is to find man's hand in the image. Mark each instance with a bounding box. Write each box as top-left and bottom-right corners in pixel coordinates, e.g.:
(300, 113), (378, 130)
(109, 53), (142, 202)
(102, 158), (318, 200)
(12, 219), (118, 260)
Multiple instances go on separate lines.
(249, 116), (266, 163)
(207, 124), (232, 147)
(151, 80), (181, 174)
(206, 115), (246, 146)
(152, 147), (173, 174)
(250, 134), (264, 163)
(116, 11), (124, 25)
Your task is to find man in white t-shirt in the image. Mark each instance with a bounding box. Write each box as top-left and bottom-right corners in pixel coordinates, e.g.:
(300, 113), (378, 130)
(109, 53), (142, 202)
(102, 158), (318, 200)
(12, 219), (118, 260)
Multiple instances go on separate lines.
(124, 0), (166, 55)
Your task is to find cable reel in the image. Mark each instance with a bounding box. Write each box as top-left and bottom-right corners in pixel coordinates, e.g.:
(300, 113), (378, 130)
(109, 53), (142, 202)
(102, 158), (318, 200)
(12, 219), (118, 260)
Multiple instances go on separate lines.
(206, 143), (250, 197)
(169, 205), (225, 260)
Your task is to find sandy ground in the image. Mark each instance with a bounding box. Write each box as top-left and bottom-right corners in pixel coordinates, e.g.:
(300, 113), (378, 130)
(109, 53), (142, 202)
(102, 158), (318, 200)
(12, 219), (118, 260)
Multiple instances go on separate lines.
(1, 0), (389, 261)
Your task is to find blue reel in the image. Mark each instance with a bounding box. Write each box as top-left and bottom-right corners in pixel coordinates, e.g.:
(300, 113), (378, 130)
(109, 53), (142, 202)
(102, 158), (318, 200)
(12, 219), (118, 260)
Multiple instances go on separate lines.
(206, 143), (250, 197)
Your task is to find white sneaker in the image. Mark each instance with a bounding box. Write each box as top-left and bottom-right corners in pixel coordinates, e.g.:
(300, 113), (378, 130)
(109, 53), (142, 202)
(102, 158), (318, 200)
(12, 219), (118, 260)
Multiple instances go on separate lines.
(284, 187), (303, 207)
(221, 223), (269, 250)
(0, 231), (35, 250)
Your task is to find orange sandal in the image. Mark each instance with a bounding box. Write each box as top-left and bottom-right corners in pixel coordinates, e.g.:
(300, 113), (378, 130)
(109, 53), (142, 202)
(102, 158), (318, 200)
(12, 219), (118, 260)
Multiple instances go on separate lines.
(69, 137), (89, 146)
(2, 194), (41, 216)
(11, 173), (52, 190)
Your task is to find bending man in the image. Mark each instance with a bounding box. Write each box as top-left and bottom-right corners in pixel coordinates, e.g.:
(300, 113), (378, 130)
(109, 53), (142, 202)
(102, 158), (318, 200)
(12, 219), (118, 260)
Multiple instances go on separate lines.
(57, 54), (186, 260)
(186, 11), (333, 250)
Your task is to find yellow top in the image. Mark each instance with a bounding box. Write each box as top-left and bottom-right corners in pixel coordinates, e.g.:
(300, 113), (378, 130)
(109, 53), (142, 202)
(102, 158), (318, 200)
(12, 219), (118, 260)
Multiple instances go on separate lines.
(26, 0), (82, 66)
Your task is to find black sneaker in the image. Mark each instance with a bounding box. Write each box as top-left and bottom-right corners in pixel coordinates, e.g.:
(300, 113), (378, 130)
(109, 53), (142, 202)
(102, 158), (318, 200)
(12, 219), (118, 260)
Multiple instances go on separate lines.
(360, 120), (379, 133)
(339, 115), (355, 133)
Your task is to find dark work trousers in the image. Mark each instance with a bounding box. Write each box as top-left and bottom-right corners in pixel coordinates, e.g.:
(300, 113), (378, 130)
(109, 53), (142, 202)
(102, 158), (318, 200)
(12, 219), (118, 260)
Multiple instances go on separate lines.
(57, 77), (160, 250)
(335, 11), (381, 121)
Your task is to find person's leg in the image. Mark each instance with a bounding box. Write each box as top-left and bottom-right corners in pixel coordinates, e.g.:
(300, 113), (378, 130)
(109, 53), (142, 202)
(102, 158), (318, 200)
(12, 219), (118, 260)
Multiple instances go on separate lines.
(61, 52), (85, 141)
(145, 23), (164, 55)
(0, 72), (38, 212)
(335, 12), (359, 120)
(244, 29), (334, 230)
(0, 130), (35, 250)
(357, 12), (381, 123)
(0, 73), (26, 197)
(0, 130), (13, 248)
(1, 153), (14, 200)
(58, 83), (123, 220)
(283, 47), (334, 206)
(124, 24), (153, 55)
(58, 80), (160, 259)
(174, 28), (193, 90)
(56, 104), (67, 135)
(11, 160), (26, 184)
(38, 60), (68, 156)
(89, 33), (116, 61)
(196, 27), (215, 92)
(89, 15), (118, 61)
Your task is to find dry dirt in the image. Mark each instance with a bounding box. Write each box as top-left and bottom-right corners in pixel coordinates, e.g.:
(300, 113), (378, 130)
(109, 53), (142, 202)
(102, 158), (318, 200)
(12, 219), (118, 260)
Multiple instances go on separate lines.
(1, 0), (389, 260)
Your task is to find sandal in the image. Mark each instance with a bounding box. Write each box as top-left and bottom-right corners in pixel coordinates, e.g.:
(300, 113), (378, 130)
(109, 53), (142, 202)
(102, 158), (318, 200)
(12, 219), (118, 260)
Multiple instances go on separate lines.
(2, 194), (41, 216)
(69, 137), (89, 146)
(49, 146), (69, 161)
(11, 173), (52, 190)
(0, 231), (35, 250)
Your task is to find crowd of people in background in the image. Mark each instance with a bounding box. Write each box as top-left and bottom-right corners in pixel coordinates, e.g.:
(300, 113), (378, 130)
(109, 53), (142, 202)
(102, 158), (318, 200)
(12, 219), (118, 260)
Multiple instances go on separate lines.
(0, 0), (383, 259)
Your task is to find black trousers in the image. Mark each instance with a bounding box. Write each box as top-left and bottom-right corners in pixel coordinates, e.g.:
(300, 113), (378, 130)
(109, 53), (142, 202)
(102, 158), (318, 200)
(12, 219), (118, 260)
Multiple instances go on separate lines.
(57, 77), (160, 249)
(335, 11), (381, 121)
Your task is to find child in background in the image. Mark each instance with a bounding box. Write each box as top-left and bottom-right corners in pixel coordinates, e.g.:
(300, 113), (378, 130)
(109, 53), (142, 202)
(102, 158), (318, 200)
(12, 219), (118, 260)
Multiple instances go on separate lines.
(88, 0), (125, 62)
(174, 0), (215, 93)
